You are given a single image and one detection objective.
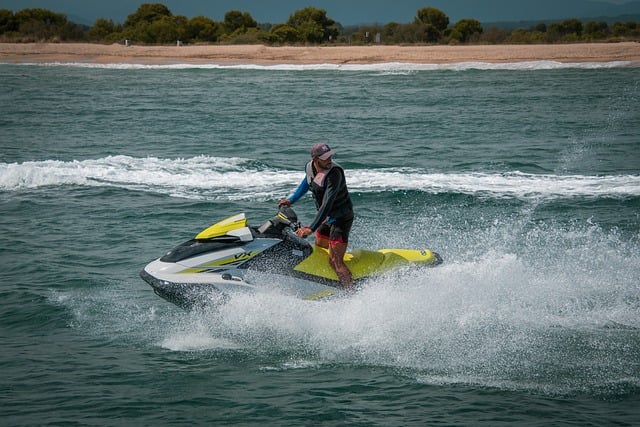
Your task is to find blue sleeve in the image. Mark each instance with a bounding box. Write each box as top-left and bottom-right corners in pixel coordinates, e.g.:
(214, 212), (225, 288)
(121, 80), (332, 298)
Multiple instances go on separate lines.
(288, 177), (308, 204)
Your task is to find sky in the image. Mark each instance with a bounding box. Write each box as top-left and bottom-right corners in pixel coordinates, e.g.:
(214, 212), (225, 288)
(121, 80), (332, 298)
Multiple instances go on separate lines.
(1, 0), (638, 26)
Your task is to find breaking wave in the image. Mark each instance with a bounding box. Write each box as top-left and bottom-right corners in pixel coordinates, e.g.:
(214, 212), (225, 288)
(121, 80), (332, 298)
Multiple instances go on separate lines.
(2, 155), (639, 201)
(10, 60), (637, 72)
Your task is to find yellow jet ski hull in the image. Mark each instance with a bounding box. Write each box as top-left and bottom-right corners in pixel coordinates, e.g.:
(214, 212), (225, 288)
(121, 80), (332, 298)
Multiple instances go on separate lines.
(294, 246), (441, 281)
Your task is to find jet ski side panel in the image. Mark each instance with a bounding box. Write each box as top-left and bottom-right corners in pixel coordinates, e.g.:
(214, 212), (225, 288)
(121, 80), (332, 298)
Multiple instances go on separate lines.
(294, 247), (443, 281)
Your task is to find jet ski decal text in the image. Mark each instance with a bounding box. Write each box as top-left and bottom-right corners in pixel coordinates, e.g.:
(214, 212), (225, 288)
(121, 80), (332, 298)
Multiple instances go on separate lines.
(178, 251), (260, 274)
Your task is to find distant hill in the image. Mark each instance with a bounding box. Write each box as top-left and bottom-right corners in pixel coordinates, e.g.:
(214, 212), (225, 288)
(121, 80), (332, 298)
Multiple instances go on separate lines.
(417, 0), (640, 23)
(484, 14), (640, 30)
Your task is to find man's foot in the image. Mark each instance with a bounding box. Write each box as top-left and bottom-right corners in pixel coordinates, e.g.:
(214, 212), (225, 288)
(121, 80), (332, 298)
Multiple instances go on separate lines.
(337, 269), (354, 289)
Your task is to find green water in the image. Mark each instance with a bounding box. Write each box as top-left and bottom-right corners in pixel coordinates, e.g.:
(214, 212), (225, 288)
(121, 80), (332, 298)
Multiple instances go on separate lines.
(1, 62), (639, 425)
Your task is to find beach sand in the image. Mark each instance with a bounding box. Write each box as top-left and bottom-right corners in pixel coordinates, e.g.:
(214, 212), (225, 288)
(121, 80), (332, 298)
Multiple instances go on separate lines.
(0, 42), (639, 65)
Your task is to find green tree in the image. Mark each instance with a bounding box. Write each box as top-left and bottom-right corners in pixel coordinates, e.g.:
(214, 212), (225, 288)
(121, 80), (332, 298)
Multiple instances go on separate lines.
(146, 15), (185, 43)
(378, 21), (428, 44)
(62, 21), (86, 41)
(548, 18), (583, 41)
(560, 18), (583, 36)
(381, 22), (401, 42)
(451, 18), (483, 43)
(0, 9), (17, 34)
(223, 10), (257, 34)
(584, 21), (609, 39)
(224, 27), (269, 44)
(269, 23), (299, 44)
(612, 21), (640, 37)
(415, 7), (449, 32)
(15, 8), (67, 26)
(418, 22), (443, 42)
(14, 8), (68, 40)
(287, 7), (338, 43)
(87, 18), (115, 41)
(185, 16), (219, 42)
(124, 3), (172, 28)
(121, 4), (191, 43)
(298, 20), (324, 43)
(414, 7), (449, 42)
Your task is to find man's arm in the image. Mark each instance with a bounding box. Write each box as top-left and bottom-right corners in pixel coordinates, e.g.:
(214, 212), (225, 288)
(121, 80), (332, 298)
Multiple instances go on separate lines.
(280, 177), (308, 206)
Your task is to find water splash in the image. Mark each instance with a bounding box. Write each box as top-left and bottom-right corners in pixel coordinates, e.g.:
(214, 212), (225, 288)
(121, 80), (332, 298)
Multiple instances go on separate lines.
(53, 218), (640, 396)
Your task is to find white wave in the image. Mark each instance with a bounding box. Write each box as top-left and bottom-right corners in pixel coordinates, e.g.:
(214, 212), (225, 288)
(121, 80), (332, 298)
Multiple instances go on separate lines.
(10, 60), (637, 71)
(0, 155), (296, 200)
(349, 169), (640, 200)
(2, 155), (639, 200)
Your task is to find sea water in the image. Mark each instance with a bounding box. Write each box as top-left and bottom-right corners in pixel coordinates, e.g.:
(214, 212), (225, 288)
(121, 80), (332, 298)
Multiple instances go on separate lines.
(1, 60), (639, 425)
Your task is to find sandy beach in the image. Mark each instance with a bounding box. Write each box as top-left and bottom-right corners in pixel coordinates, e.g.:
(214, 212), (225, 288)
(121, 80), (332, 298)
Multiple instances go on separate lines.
(1, 42), (639, 64)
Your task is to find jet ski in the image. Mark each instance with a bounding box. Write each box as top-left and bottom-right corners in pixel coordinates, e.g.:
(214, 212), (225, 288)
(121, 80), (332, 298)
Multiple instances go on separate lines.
(140, 207), (442, 309)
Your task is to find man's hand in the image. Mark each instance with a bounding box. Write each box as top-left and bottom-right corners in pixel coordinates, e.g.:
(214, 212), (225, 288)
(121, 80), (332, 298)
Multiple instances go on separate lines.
(296, 227), (312, 238)
(278, 199), (291, 208)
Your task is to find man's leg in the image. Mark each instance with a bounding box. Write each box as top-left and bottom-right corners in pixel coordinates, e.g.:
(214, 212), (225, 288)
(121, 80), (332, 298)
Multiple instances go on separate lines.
(314, 234), (330, 249)
(329, 241), (353, 288)
(316, 221), (353, 288)
(314, 223), (330, 249)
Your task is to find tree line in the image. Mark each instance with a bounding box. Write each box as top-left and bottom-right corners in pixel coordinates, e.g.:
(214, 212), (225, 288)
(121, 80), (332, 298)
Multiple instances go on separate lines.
(1, 3), (639, 45)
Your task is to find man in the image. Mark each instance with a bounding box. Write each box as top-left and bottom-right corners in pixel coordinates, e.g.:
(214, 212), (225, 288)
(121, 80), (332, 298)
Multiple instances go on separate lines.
(279, 142), (354, 288)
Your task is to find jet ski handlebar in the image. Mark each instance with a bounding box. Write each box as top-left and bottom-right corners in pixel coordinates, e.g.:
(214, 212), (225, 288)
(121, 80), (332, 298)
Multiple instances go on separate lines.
(257, 206), (301, 234)
(277, 206), (301, 231)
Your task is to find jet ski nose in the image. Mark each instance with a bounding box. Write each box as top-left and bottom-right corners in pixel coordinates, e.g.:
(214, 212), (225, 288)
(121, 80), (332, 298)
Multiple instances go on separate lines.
(140, 268), (227, 310)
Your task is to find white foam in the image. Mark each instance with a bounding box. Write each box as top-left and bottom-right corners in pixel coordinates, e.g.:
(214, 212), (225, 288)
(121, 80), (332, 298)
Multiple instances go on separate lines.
(349, 169), (640, 200)
(159, 333), (240, 351)
(2, 156), (639, 201)
(8, 60), (637, 71)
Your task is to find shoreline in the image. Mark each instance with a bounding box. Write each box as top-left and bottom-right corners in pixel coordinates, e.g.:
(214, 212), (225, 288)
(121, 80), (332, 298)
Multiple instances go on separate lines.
(1, 42), (639, 65)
